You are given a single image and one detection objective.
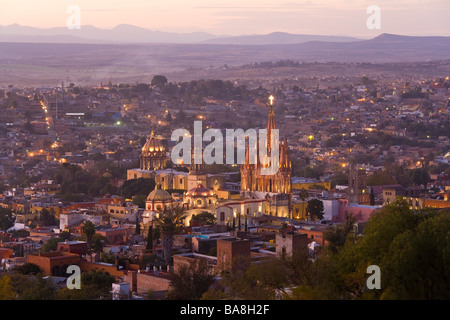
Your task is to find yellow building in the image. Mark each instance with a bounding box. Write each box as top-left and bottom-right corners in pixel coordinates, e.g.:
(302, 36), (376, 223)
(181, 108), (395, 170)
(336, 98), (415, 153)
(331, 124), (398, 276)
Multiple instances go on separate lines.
(292, 180), (331, 191)
(292, 201), (308, 220)
(30, 205), (62, 218)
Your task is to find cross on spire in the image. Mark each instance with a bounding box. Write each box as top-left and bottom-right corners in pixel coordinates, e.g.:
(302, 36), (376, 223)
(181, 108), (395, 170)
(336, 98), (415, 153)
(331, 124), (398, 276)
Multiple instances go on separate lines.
(269, 95), (274, 106)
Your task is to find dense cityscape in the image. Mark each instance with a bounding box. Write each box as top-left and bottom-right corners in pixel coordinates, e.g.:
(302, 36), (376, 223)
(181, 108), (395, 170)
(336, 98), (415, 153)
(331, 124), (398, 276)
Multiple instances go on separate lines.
(0, 1), (450, 306)
(0, 68), (449, 301)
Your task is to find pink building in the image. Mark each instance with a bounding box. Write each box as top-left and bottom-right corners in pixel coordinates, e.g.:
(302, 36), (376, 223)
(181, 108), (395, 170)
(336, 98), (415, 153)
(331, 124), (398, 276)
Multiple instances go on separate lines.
(335, 199), (381, 223)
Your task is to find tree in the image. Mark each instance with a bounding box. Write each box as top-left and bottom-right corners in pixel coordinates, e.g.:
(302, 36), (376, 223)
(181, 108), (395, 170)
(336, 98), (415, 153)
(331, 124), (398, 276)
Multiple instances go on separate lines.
(14, 263), (42, 275)
(132, 194), (147, 208)
(298, 189), (309, 202)
(190, 211), (216, 226)
(151, 75), (168, 88)
(135, 216), (141, 235)
(0, 208), (15, 231)
(328, 200), (450, 300)
(90, 234), (108, 253)
(146, 225), (153, 251)
(324, 213), (357, 254)
(153, 205), (187, 264)
(121, 178), (155, 199)
(81, 270), (115, 298)
(306, 199), (324, 221)
(381, 213), (450, 299)
(41, 237), (63, 252)
(166, 258), (215, 300)
(369, 186), (375, 206)
(367, 170), (397, 186)
(204, 256), (284, 300)
(0, 275), (14, 300)
(39, 208), (58, 226)
(81, 221), (96, 251)
(10, 273), (56, 300)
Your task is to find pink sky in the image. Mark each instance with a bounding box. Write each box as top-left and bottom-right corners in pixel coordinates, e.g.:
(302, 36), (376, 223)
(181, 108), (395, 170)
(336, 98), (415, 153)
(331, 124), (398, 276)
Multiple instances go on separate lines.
(1, 0), (449, 37)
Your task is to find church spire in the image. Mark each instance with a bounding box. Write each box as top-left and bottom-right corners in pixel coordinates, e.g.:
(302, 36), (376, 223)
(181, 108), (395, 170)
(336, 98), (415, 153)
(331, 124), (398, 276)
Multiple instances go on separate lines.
(267, 95), (277, 152)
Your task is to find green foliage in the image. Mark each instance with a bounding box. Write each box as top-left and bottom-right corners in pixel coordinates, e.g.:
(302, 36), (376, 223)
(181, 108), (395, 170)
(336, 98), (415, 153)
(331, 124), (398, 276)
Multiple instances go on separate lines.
(39, 208), (58, 226)
(324, 214), (357, 254)
(8, 273), (56, 300)
(90, 233), (109, 253)
(153, 205), (187, 264)
(101, 253), (116, 264)
(306, 199), (324, 221)
(81, 270), (115, 291)
(11, 229), (30, 238)
(330, 200), (450, 299)
(14, 263), (42, 275)
(151, 75), (168, 88)
(0, 207), (15, 231)
(0, 274), (14, 300)
(146, 225), (153, 251)
(121, 178), (155, 199)
(132, 194), (147, 208)
(82, 220), (96, 250)
(41, 237), (63, 252)
(55, 163), (120, 200)
(190, 211), (216, 226)
(166, 258), (215, 300)
(206, 256), (282, 300)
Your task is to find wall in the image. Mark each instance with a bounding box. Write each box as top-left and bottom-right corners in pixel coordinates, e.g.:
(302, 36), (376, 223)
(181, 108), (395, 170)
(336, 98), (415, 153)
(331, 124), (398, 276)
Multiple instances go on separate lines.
(0, 248), (14, 259)
(216, 238), (250, 273)
(322, 199), (339, 221)
(136, 272), (171, 294)
(275, 232), (308, 257)
(336, 199), (380, 223)
(27, 252), (81, 276)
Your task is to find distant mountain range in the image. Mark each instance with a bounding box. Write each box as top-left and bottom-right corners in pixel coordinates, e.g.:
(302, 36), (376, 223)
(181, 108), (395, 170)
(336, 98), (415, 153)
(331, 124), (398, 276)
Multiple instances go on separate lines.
(0, 24), (363, 45)
(1, 25), (450, 87)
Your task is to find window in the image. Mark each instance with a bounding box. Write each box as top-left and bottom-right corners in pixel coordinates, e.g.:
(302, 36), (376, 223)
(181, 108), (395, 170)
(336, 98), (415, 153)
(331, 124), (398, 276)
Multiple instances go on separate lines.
(220, 212), (225, 221)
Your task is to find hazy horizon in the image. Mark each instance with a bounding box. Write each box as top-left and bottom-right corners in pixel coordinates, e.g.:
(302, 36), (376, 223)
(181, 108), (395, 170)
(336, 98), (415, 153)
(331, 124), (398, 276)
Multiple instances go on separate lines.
(0, 0), (449, 38)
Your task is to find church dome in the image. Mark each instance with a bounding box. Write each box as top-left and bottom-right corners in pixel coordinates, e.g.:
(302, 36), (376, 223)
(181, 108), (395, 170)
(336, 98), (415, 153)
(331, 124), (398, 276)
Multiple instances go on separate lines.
(146, 184), (172, 201)
(142, 131), (165, 156)
(186, 182), (214, 197)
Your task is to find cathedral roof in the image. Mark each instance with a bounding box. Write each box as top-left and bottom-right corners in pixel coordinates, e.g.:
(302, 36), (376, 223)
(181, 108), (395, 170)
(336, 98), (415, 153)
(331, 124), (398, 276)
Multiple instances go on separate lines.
(142, 131), (165, 157)
(146, 184), (172, 201)
(186, 182), (214, 197)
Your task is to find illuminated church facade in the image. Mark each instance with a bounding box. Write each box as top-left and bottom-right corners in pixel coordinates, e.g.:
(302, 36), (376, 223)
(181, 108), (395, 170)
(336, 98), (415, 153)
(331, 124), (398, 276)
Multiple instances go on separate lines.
(240, 96), (292, 218)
